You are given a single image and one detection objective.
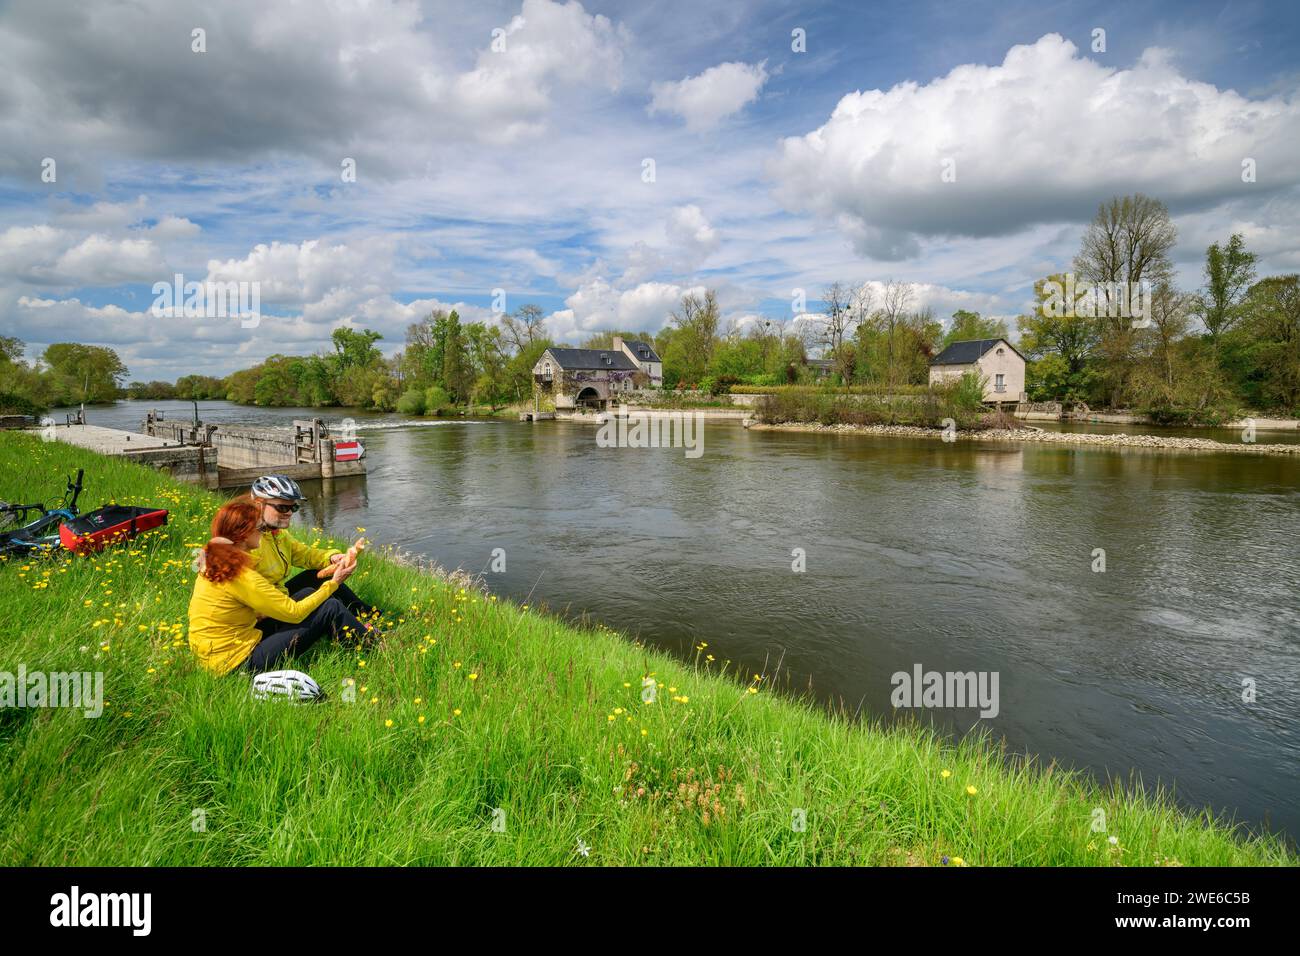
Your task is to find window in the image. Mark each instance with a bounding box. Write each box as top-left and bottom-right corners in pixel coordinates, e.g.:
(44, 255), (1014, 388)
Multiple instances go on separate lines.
(994, 373), (1005, 393)
(996, 348), (1005, 355)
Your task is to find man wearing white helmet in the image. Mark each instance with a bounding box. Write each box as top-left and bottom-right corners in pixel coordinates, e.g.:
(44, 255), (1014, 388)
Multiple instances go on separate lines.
(246, 474), (383, 637)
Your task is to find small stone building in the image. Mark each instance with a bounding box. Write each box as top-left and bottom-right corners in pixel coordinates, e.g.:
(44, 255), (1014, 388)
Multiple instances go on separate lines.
(928, 338), (1027, 405)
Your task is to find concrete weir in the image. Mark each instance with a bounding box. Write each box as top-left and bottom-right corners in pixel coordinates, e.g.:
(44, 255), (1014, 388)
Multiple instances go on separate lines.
(40, 413), (366, 490)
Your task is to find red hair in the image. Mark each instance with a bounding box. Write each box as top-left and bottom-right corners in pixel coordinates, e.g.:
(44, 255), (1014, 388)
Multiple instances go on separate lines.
(201, 500), (260, 583)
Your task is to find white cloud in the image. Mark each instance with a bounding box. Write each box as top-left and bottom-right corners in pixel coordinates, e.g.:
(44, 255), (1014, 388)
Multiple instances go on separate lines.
(204, 238), (396, 306)
(546, 277), (704, 342)
(148, 216), (201, 240)
(649, 60), (767, 130)
(770, 34), (1300, 259)
(0, 225), (164, 286)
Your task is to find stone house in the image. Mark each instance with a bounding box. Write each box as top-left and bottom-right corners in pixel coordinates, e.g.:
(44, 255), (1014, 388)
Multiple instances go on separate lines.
(533, 347), (650, 410)
(928, 338), (1027, 405)
(611, 336), (663, 386)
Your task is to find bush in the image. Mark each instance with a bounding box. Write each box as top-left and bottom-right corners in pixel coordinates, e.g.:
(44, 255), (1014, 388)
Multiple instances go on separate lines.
(396, 389), (426, 416)
(948, 370), (987, 412)
(0, 391), (45, 416)
(423, 386), (452, 415)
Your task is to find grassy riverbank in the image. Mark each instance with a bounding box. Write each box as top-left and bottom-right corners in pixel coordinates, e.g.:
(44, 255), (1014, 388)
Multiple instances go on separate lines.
(0, 432), (1293, 866)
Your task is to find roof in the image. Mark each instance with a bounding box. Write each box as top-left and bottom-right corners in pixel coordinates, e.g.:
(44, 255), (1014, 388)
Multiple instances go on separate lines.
(929, 338), (1024, 366)
(624, 340), (661, 363)
(543, 347), (639, 371)
(805, 358), (833, 369)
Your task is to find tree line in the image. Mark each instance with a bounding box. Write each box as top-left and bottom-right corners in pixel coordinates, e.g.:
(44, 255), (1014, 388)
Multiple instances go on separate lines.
(2, 193), (1295, 421)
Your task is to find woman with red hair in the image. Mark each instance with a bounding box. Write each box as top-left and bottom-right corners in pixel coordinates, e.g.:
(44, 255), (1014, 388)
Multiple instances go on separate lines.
(187, 500), (367, 675)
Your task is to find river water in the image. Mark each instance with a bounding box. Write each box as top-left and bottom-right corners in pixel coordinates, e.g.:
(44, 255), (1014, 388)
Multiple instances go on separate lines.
(58, 400), (1300, 841)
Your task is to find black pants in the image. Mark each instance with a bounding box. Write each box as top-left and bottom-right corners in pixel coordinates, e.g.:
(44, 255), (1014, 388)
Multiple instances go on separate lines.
(277, 569), (380, 622)
(240, 571), (382, 673)
(241, 593), (367, 673)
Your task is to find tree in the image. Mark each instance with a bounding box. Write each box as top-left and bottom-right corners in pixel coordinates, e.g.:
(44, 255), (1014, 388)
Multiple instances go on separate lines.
(1074, 194), (1177, 326)
(1016, 274), (1102, 401)
(1236, 276), (1300, 412)
(41, 343), (129, 404)
(330, 327), (384, 374)
(1073, 194), (1177, 406)
(664, 290), (719, 386)
(943, 310), (1009, 347)
(501, 304), (547, 353)
(439, 310), (472, 402)
(1196, 233), (1258, 352)
(816, 281), (860, 381)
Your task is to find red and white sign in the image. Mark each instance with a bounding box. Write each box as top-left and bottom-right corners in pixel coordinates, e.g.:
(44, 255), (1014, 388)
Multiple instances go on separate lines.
(334, 440), (365, 461)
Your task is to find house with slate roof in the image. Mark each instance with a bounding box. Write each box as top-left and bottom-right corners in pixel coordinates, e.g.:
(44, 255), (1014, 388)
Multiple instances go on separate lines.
(611, 336), (663, 386)
(928, 338), (1026, 406)
(533, 346), (649, 410)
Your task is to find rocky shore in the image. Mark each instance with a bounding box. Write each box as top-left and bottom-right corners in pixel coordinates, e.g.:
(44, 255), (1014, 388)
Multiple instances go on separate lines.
(745, 420), (1300, 455)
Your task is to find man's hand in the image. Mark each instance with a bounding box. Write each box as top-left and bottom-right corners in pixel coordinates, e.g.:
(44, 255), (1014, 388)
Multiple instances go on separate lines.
(331, 555), (357, 584)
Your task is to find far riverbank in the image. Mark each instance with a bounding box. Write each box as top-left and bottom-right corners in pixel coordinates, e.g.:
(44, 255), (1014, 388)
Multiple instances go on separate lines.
(745, 420), (1300, 456)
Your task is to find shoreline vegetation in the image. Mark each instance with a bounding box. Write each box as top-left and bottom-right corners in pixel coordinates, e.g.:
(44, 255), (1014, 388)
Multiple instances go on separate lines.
(0, 431), (1293, 865)
(744, 420), (1300, 456)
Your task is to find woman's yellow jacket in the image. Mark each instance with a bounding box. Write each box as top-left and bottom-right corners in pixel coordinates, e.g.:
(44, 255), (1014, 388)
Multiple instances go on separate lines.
(187, 568), (340, 676)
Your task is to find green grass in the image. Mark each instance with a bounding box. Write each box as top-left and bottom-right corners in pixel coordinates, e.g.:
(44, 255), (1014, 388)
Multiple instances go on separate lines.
(0, 431), (1292, 866)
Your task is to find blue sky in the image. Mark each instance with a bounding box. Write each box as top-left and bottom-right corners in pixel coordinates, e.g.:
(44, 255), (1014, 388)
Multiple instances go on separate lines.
(1, 0), (1298, 381)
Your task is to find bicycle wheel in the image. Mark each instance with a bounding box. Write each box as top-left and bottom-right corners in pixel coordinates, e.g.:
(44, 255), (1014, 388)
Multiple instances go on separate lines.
(0, 504), (36, 534)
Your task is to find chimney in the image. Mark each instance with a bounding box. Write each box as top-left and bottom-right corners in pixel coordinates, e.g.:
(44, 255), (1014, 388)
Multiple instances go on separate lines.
(611, 336), (624, 353)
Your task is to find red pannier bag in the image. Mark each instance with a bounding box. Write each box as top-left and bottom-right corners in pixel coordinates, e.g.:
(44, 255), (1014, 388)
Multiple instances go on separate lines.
(59, 505), (169, 555)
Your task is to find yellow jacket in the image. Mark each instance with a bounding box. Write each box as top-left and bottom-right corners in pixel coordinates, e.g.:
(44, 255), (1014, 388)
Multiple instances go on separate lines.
(251, 528), (341, 594)
(188, 567), (341, 676)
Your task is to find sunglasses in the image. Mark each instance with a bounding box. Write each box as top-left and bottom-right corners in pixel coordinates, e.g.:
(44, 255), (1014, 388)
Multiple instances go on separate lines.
(268, 503), (300, 515)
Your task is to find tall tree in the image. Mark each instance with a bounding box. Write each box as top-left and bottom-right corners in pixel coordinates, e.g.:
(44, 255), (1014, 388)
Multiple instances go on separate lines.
(501, 304), (547, 353)
(1073, 194), (1177, 405)
(1197, 233), (1258, 353)
(665, 290), (719, 385)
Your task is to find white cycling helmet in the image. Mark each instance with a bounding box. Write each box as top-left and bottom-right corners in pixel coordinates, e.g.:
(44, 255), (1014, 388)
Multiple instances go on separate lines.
(250, 670), (323, 703)
(250, 474), (306, 501)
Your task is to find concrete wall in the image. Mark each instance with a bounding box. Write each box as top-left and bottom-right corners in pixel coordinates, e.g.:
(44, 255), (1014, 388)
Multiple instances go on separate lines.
(204, 425), (301, 469)
(122, 445), (220, 488)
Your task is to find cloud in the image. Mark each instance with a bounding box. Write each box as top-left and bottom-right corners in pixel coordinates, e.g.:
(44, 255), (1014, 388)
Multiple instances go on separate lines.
(649, 60), (767, 130)
(204, 238), (397, 307)
(148, 216), (201, 240)
(620, 204), (720, 284)
(0, 0), (628, 178)
(546, 278), (703, 342)
(769, 34), (1300, 260)
(0, 226), (164, 286)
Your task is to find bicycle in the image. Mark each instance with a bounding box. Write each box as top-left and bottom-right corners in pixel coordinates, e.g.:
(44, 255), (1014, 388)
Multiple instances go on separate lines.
(0, 468), (85, 557)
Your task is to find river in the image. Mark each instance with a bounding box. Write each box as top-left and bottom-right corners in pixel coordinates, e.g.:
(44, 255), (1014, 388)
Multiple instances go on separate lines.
(55, 400), (1300, 842)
